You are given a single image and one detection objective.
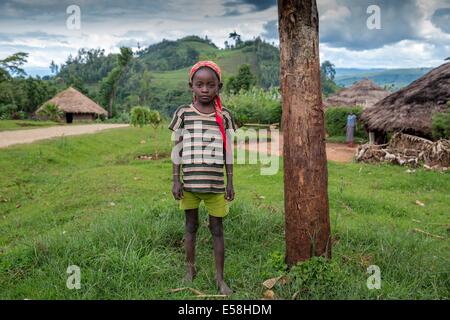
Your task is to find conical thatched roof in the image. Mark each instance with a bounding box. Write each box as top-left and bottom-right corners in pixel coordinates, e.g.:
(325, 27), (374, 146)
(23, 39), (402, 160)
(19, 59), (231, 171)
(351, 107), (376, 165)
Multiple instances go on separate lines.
(37, 87), (107, 115)
(325, 78), (390, 109)
(361, 63), (450, 137)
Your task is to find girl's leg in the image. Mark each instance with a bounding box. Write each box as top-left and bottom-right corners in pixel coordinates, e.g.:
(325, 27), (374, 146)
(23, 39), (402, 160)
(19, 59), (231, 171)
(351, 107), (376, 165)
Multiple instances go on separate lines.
(208, 216), (233, 295)
(184, 209), (199, 282)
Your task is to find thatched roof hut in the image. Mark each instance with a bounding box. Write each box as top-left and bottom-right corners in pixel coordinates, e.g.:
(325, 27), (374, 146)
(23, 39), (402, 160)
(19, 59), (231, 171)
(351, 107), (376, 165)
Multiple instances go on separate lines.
(37, 87), (107, 123)
(361, 62), (450, 139)
(324, 78), (390, 109)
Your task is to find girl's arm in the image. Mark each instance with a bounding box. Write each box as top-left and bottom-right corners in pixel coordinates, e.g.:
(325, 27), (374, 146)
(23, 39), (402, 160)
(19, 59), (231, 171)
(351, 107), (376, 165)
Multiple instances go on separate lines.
(225, 164), (234, 201)
(225, 142), (235, 201)
(172, 135), (183, 200)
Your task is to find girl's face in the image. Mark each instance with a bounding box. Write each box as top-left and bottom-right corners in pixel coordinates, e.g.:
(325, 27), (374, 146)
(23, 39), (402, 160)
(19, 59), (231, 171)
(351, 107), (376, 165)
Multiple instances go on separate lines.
(189, 67), (223, 104)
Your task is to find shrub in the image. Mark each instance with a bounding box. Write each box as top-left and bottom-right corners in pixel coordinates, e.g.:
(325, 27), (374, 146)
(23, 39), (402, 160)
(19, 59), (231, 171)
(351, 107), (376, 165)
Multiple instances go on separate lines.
(131, 106), (150, 127)
(290, 256), (339, 289)
(325, 106), (367, 138)
(37, 103), (64, 122)
(130, 106), (161, 128)
(148, 110), (161, 128)
(0, 104), (18, 120)
(11, 111), (27, 120)
(222, 87), (281, 127)
(431, 105), (450, 140)
(116, 111), (131, 124)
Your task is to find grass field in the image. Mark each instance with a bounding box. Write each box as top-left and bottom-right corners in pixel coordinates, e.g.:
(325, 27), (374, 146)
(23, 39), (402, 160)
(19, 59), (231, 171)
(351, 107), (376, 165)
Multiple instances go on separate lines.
(0, 120), (60, 132)
(0, 125), (448, 299)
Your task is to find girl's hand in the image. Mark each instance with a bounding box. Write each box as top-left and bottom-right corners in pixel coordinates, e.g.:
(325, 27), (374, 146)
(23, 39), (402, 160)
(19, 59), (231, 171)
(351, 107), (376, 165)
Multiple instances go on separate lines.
(225, 183), (235, 201)
(172, 181), (184, 200)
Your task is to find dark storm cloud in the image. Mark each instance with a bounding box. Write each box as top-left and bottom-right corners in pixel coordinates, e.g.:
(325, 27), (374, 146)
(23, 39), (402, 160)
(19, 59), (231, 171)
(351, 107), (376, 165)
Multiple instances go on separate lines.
(258, 0), (430, 50)
(223, 0), (276, 11)
(221, 0), (276, 16)
(261, 20), (278, 40)
(431, 8), (450, 34)
(0, 0), (169, 21)
(0, 31), (67, 42)
(220, 8), (243, 17)
(319, 0), (424, 50)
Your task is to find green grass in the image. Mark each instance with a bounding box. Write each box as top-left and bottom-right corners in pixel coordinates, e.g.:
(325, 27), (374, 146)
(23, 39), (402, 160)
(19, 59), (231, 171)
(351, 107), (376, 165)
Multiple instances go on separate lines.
(0, 120), (61, 132)
(0, 125), (448, 299)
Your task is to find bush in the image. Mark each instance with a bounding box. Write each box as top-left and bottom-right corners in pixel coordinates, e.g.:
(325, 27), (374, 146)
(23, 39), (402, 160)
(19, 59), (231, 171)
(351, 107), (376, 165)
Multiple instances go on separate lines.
(222, 87), (281, 127)
(11, 111), (27, 120)
(431, 105), (450, 140)
(0, 104), (18, 120)
(290, 256), (339, 289)
(130, 106), (161, 128)
(131, 106), (150, 127)
(148, 110), (161, 128)
(36, 103), (64, 122)
(325, 106), (367, 138)
(112, 111), (130, 124)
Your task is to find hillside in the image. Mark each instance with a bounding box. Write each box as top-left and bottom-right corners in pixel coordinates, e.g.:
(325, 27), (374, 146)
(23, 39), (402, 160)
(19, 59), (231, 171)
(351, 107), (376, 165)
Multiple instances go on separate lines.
(335, 68), (433, 89)
(52, 36), (436, 117)
(56, 36), (280, 116)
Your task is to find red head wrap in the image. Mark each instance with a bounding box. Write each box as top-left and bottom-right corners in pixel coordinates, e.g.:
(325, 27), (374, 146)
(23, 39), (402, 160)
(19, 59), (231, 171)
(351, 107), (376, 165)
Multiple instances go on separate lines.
(189, 61), (227, 150)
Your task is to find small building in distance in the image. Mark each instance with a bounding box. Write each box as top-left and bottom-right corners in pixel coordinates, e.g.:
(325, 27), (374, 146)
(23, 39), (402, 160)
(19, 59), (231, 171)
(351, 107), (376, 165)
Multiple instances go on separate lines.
(361, 62), (450, 143)
(37, 87), (108, 123)
(324, 78), (390, 109)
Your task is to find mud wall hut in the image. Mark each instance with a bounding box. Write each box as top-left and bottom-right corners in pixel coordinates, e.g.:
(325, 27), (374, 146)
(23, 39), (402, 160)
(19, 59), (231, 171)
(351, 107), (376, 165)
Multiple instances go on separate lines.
(37, 87), (108, 123)
(361, 62), (450, 143)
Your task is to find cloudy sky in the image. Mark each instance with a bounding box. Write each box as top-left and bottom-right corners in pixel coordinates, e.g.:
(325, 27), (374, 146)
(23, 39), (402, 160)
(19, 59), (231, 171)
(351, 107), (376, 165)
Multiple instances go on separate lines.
(0, 0), (449, 75)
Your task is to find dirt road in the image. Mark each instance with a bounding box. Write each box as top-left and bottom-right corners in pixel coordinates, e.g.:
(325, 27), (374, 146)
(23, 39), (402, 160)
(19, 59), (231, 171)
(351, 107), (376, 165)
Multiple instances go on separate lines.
(238, 131), (357, 163)
(0, 124), (129, 148)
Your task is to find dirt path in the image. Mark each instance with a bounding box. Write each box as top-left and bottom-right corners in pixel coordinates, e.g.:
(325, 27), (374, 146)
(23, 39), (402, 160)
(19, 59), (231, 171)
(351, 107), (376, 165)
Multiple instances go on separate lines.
(0, 124), (129, 148)
(238, 131), (358, 163)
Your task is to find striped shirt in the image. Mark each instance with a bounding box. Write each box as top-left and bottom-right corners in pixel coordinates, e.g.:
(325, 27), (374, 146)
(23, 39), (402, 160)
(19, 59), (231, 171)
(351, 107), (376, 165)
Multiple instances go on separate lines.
(168, 103), (237, 193)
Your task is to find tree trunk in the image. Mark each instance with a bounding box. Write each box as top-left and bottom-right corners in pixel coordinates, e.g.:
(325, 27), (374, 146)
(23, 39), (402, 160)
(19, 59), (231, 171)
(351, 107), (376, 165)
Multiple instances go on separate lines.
(108, 86), (117, 118)
(278, 0), (331, 266)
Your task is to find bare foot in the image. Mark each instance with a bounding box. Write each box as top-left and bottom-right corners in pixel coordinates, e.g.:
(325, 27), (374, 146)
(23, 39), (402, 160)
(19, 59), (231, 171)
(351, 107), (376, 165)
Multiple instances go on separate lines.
(216, 279), (233, 296)
(184, 266), (197, 283)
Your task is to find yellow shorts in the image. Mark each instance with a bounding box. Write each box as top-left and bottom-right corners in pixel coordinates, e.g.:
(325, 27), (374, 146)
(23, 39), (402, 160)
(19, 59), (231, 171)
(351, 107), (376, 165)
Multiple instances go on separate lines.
(179, 191), (229, 218)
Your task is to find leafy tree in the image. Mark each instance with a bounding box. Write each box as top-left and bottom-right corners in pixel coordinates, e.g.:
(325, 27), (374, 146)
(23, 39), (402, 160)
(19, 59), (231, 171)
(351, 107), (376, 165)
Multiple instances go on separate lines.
(23, 77), (55, 113)
(226, 64), (256, 93)
(138, 70), (152, 105)
(0, 52), (28, 81)
(321, 60), (336, 81)
(229, 31), (242, 47)
(58, 48), (116, 84)
(100, 47), (133, 116)
(66, 74), (88, 95)
(49, 60), (59, 74)
(320, 60), (340, 97)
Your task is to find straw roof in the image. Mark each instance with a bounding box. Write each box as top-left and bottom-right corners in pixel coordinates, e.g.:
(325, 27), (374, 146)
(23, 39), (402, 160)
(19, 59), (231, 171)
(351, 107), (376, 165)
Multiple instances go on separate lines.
(361, 63), (450, 137)
(37, 87), (107, 115)
(324, 78), (390, 109)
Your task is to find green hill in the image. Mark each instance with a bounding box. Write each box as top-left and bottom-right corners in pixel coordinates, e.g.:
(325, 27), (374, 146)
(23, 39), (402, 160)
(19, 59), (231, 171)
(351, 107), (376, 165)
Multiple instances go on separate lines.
(335, 67), (433, 89)
(57, 36), (280, 116)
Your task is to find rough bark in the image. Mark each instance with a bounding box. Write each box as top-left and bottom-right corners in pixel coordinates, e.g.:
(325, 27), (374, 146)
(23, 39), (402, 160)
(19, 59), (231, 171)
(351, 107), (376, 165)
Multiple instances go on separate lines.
(278, 0), (331, 266)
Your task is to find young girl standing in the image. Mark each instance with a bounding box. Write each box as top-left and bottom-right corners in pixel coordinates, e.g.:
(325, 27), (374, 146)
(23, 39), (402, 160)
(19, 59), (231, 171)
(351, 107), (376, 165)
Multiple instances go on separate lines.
(168, 61), (236, 295)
